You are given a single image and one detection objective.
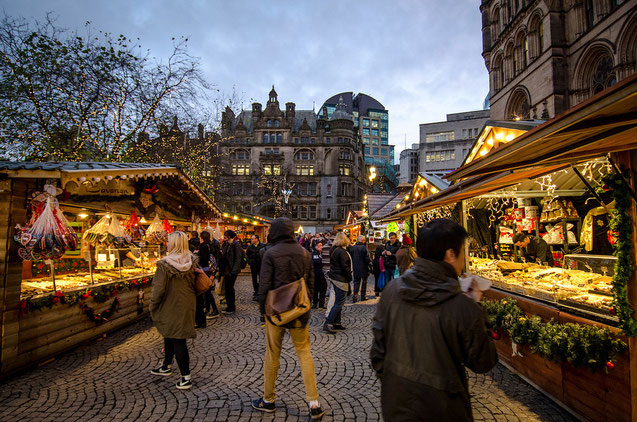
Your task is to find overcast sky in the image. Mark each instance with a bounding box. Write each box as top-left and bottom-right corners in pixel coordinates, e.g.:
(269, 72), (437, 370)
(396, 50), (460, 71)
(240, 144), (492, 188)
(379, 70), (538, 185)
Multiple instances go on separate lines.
(1, 0), (488, 162)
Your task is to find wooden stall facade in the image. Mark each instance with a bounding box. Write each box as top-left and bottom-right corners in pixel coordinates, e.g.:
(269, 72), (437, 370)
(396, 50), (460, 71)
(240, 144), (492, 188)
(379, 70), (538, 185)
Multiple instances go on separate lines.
(375, 74), (637, 421)
(0, 162), (221, 377)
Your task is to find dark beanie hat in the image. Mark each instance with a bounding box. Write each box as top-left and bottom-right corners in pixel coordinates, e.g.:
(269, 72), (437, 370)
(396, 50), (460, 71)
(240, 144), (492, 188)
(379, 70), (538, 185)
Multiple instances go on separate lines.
(224, 229), (236, 238)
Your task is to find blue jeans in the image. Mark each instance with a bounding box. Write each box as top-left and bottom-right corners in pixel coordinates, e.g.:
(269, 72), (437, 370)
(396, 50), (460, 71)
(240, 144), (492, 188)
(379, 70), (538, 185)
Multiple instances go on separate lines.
(326, 284), (347, 325)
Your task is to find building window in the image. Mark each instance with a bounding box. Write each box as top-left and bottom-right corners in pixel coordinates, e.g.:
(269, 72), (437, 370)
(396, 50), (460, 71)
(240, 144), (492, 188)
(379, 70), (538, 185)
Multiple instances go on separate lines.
(371, 120), (379, 128)
(585, 0), (595, 30)
(326, 184), (332, 197)
(363, 118), (370, 127)
(294, 137), (299, 144)
(363, 137), (370, 144)
(425, 131), (455, 143)
(277, 133), (282, 143)
(296, 165), (314, 175)
(309, 206), (317, 220)
(231, 149), (250, 160)
(274, 120), (279, 128)
(264, 133), (269, 144)
(371, 129), (379, 136)
(327, 208), (332, 219)
(339, 150), (351, 160)
(372, 147), (379, 155)
(364, 146), (370, 154)
(381, 148), (387, 156)
(339, 164), (351, 176)
(362, 128), (370, 136)
(311, 138), (316, 144)
(267, 120), (272, 128)
(231, 164), (250, 175)
(300, 206), (308, 220)
(337, 137), (343, 143)
(295, 150), (314, 160)
(263, 164), (281, 176)
(372, 138), (379, 146)
(265, 147), (279, 155)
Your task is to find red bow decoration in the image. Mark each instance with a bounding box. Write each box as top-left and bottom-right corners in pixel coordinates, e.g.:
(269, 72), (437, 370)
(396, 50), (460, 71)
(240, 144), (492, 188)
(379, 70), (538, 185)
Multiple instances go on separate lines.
(143, 184), (159, 194)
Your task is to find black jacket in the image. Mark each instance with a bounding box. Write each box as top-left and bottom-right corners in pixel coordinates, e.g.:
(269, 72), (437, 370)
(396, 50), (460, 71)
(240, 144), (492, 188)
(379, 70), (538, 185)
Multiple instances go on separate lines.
(259, 218), (314, 327)
(373, 245), (385, 276)
(328, 246), (352, 283)
(222, 239), (243, 276)
(198, 241), (212, 269)
(370, 257), (497, 421)
(188, 237), (200, 253)
(311, 247), (326, 284)
(383, 240), (401, 270)
(522, 235), (554, 265)
(246, 242), (264, 267)
(349, 242), (371, 279)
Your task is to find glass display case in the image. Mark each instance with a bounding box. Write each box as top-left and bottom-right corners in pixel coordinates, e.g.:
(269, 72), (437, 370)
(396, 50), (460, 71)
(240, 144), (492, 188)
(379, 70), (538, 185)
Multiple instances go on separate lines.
(469, 255), (616, 320)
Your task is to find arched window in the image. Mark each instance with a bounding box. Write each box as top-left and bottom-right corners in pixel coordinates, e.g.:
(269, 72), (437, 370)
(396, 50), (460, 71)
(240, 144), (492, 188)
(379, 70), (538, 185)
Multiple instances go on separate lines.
(591, 56), (616, 94)
(573, 44), (616, 102)
(514, 31), (527, 74)
(491, 7), (501, 41)
(504, 41), (515, 82)
(584, 0), (595, 30)
(528, 12), (544, 61)
(506, 87), (531, 120)
(263, 133), (269, 144)
(267, 120), (272, 128)
(274, 120), (279, 128)
(295, 150), (315, 160)
(616, 13), (637, 80)
(326, 184), (332, 197)
(492, 53), (504, 92)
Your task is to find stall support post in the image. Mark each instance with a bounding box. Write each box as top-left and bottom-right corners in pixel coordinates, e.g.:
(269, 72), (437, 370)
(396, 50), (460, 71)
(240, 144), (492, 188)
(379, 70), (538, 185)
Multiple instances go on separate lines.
(87, 246), (94, 285)
(461, 200), (470, 270)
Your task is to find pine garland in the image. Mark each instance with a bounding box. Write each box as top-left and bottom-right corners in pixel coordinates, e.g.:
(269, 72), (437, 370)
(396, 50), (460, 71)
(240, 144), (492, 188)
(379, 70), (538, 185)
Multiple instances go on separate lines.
(602, 172), (637, 336)
(20, 276), (152, 314)
(483, 299), (627, 372)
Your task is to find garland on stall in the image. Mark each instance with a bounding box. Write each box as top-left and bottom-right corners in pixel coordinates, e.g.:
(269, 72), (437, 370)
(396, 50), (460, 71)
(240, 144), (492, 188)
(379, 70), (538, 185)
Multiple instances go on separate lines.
(32, 258), (93, 276)
(483, 299), (627, 373)
(601, 171), (637, 337)
(19, 276), (152, 315)
(80, 298), (120, 324)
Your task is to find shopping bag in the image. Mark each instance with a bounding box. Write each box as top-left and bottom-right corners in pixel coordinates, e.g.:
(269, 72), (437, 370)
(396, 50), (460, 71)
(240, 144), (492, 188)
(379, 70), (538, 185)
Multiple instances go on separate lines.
(376, 272), (386, 290)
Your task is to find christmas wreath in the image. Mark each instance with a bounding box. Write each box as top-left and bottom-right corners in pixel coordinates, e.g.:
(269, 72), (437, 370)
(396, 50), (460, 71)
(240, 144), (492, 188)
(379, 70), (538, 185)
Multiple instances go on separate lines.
(483, 299), (627, 372)
(80, 298), (120, 324)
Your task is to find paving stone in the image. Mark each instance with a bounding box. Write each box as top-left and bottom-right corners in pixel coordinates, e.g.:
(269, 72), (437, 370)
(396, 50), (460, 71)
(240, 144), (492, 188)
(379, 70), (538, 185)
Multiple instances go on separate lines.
(0, 275), (576, 421)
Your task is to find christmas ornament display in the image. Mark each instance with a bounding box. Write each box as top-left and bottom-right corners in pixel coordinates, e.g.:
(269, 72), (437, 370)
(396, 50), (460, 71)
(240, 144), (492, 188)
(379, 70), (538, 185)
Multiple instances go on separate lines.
(124, 211), (145, 240)
(15, 185), (79, 260)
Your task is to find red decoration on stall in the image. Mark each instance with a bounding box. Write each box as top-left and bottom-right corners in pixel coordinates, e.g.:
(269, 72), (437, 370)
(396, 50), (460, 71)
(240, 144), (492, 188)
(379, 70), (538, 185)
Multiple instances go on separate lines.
(162, 219), (174, 233)
(490, 330), (501, 340)
(606, 361), (615, 369)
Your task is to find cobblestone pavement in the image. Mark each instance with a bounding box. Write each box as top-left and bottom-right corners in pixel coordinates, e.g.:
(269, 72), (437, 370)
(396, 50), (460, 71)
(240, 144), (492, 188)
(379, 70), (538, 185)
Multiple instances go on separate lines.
(0, 275), (577, 421)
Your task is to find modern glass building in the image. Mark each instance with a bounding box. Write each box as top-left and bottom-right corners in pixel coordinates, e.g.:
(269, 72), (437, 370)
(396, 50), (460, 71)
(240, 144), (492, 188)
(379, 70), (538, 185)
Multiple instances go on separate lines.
(318, 93), (396, 187)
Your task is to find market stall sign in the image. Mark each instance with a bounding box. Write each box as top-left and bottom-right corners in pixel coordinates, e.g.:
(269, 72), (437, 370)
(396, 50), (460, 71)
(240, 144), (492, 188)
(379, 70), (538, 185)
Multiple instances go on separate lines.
(68, 179), (135, 196)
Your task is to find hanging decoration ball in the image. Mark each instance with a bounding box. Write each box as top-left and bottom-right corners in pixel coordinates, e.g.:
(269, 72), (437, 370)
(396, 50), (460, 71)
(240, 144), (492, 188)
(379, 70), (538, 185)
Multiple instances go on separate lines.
(490, 330), (501, 340)
(606, 361), (615, 369)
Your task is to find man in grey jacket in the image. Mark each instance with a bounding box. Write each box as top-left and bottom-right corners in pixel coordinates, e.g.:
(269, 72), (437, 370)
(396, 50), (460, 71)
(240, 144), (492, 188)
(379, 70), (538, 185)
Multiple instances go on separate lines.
(371, 219), (497, 421)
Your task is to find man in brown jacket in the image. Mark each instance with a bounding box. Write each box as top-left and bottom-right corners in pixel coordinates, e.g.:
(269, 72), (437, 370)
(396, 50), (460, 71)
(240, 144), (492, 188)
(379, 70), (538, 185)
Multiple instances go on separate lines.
(371, 219), (497, 421)
(252, 218), (324, 420)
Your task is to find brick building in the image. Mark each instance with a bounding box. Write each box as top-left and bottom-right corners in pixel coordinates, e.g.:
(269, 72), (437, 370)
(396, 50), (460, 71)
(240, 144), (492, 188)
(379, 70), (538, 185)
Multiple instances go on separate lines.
(217, 87), (367, 232)
(481, 0), (637, 120)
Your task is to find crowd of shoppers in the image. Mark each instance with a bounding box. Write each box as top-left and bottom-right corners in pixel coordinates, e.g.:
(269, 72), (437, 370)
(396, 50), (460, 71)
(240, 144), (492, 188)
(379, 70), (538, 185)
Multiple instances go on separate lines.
(150, 220), (494, 421)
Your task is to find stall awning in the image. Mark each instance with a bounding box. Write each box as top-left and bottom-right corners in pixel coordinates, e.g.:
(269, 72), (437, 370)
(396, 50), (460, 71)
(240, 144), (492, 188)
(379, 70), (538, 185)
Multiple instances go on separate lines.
(447, 72), (637, 181)
(0, 161), (222, 217)
(334, 222), (362, 230)
(380, 164), (569, 222)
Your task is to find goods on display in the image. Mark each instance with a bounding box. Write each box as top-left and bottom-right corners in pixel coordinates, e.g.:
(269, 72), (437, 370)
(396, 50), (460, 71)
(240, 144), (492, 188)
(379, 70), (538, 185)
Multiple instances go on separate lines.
(146, 214), (169, 244)
(15, 190), (79, 261)
(124, 211), (145, 240)
(83, 215), (132, 248)
(469, 256), (615, 315)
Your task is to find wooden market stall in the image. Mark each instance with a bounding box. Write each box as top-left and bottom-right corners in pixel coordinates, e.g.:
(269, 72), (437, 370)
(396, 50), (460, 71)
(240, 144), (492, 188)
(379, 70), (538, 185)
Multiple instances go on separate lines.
(334, 210), (365, 242)
(0, 162), (222, 377)
(378, 73), (637, 421)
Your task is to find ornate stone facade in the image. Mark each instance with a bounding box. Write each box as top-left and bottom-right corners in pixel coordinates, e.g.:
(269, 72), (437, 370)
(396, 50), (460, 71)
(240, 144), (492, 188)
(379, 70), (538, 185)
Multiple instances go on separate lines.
(481, 0), (637, 120)
(218, 87), (367, 232)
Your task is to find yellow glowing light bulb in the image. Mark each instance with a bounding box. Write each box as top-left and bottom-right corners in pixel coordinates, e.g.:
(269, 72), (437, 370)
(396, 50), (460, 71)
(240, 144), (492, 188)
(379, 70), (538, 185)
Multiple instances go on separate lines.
(505, 134), (515, 142)
(487, 138), (494, 146)
(479, 148), (488, 156)
(495, 132), (504, 141)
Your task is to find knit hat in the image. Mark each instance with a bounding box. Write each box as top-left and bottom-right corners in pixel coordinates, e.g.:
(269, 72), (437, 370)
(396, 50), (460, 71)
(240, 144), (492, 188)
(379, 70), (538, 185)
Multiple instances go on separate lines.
(402, 234), (412, 245)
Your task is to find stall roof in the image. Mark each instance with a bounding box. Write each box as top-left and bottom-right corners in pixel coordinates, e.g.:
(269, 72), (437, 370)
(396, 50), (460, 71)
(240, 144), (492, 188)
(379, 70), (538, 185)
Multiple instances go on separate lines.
(366, 193), (396, 216)
(0, 161), (222, 217)
(447, 72), (637, 181)
(370, 194), (403, 219)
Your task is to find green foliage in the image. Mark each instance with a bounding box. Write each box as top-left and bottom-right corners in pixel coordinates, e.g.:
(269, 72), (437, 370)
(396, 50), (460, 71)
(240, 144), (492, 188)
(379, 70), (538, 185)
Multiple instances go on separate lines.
(484, 299), (627, 372)
(602, 171), (637, 336)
